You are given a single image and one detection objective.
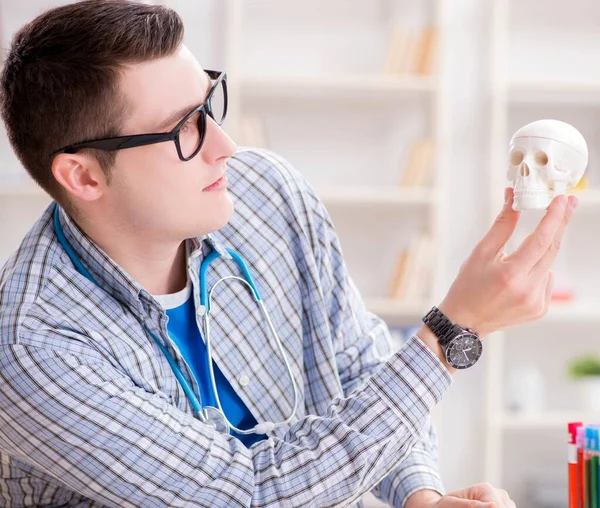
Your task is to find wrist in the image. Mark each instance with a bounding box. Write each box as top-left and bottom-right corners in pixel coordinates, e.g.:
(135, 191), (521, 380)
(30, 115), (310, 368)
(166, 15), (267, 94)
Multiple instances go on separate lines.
(416, 325), (456, 375)
(405, 489), (443, 508)
(437, 298), (482, 337)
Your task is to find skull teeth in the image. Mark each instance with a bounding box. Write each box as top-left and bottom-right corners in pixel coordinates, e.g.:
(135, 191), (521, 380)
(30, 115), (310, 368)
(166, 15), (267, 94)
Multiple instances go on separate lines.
(514, 189), (549, 196)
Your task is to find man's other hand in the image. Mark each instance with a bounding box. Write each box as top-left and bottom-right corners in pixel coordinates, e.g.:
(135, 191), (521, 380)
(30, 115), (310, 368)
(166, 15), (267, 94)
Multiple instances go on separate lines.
(406, 483), (516, 507)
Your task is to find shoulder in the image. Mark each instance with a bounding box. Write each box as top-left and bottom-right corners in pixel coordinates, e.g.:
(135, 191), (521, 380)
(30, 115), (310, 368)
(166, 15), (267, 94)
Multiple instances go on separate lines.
(226, 148), (330, 245)
(0, 203), (65, 347)
(227, 148), (320, 213)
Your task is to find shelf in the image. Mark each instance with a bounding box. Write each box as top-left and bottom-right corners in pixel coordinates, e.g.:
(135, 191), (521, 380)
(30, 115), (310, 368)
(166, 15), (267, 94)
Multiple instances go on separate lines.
(239, 74), (438, 100)
(0, 174), (45, 196)
(509, 80), (600, 105)
(492, 411), (600, 430)
(542, 301), (600, 324)
(365, 297), (428, 320)
(317, 187), (435, 206)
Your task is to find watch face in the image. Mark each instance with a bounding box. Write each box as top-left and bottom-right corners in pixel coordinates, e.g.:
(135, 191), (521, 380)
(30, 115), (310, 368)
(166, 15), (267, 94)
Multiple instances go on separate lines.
(445, 333), (483, 369)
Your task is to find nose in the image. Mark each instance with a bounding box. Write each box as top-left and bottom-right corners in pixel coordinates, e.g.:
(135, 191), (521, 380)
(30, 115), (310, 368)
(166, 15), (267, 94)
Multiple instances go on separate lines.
(520, 163), (530, 177)
(200, 115), (237, 164)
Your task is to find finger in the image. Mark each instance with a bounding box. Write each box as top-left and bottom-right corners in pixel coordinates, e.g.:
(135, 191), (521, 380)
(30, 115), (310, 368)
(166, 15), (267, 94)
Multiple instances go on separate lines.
(529, 195), (578, 278)
(498, 488), (515, 507)
(541, 270), (554, 317)
(507, 193), (568, 270)
(442, 498), (496, 507)
(478, 188), (520, 256)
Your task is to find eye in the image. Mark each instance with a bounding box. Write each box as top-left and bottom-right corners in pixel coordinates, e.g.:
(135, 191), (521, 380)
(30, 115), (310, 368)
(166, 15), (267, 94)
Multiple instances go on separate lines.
(510, 150), (524, 165)
(181, 119), (193, 132)
(534, 151), (548, 166)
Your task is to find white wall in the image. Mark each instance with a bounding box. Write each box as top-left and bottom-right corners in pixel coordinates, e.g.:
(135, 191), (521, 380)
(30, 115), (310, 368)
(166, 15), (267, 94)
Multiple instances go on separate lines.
(435, 0), (493, 492)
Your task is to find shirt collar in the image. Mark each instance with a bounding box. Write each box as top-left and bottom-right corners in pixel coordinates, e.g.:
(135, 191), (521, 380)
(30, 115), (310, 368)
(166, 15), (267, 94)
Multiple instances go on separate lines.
(56, 205), (215, 313)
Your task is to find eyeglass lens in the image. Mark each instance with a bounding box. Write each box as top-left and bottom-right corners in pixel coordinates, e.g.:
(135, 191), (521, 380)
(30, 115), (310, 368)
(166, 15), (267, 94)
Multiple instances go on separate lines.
(178, 79), (226, 160)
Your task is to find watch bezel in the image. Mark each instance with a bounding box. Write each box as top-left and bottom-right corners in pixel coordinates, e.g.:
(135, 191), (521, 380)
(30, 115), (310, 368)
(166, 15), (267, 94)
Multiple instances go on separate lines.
(443, 332), (483, 370)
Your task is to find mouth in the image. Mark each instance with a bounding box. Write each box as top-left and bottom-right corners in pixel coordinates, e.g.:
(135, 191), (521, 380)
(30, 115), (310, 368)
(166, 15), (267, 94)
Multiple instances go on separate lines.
(202, 175), (228, 192)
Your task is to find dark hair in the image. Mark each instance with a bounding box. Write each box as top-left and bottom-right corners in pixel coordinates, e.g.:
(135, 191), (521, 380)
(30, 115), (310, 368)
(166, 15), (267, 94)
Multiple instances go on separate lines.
(0, 0), (184, 205)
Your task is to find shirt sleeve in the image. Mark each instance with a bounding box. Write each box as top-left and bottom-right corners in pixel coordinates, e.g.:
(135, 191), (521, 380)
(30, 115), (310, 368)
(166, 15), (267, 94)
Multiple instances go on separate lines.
(372, 419), (445, 507)
(302, 168), (449, 507)
(0, 326), (450, 508)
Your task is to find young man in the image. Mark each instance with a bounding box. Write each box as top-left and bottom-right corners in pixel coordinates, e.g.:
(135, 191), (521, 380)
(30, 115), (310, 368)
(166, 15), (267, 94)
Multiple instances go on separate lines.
(0, 1), (576, 507)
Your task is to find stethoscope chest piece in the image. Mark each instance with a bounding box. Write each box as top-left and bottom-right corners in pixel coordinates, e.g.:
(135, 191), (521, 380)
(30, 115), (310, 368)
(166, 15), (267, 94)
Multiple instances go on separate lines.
(200, 406), (230, 434)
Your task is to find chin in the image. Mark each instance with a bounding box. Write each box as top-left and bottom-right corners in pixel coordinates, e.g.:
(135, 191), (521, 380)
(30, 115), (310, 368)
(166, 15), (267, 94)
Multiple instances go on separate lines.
(196, 192), (235, 235)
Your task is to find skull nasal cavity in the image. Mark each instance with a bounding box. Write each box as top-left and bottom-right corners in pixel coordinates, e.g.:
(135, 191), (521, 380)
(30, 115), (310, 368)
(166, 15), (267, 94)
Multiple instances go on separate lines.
(520, 163), (530, 177)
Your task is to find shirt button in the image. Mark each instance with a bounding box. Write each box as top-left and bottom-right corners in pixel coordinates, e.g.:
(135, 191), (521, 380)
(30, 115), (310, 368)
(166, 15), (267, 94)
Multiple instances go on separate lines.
(196, 305), (206, 317)
(238, 375), (250, 387)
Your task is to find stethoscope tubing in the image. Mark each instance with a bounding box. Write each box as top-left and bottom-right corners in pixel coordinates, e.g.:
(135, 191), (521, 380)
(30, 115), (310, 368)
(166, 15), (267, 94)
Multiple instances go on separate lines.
(53, 204), (298, 436)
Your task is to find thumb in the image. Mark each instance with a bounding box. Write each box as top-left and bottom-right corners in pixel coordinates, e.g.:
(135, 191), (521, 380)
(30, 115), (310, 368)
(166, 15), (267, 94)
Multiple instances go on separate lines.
(478, 187), (520, 256)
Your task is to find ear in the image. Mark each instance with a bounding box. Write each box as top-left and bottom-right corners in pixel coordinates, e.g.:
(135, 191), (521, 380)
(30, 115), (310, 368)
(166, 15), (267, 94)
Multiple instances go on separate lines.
(51, 152), (108, 203)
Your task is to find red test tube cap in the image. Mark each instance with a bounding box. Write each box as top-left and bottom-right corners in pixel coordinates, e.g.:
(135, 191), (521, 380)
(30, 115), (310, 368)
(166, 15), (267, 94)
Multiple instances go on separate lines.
(569, 422), (583, 444)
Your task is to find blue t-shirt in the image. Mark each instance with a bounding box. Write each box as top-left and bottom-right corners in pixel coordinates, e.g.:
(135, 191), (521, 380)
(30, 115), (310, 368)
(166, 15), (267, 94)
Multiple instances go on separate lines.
(157, 285), (266, 448)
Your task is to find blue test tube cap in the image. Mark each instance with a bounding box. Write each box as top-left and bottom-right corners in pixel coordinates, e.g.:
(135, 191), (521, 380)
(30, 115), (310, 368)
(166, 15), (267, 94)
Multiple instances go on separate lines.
(593, 427), (600, 453)
(586, 426), (600, 452)
(586, 426), (595, 450)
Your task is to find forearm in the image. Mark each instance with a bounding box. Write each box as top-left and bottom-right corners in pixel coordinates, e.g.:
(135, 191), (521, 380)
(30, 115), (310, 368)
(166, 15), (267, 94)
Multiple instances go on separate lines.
(3, 338), (451, 508)
(371, 416), (445, 508)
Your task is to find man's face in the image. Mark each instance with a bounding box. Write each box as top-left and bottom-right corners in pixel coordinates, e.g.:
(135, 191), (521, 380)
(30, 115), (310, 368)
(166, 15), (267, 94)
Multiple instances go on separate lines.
(104, 45), (237, 242)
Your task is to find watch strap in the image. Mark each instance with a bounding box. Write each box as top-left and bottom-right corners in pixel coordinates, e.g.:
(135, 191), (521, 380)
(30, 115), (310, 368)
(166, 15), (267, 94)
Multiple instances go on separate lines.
(422, 307), (461, 347)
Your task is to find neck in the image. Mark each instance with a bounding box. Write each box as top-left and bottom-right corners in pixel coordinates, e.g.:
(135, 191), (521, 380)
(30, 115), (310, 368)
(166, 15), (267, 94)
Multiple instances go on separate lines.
(72, 212), (188, 296)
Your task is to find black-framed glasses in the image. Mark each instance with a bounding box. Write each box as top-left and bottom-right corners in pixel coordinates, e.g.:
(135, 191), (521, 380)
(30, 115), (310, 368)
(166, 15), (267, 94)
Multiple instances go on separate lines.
(50, 70), (228, 162)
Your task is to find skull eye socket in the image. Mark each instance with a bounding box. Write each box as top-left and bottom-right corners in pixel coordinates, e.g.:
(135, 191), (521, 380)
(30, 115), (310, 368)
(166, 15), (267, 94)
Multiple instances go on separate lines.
(510, 150), (524, 165)
(534, 151), (548, 166)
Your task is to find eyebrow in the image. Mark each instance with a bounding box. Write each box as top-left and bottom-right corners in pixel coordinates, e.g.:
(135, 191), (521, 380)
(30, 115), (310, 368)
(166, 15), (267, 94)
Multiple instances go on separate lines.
(154, 71), (213, 132)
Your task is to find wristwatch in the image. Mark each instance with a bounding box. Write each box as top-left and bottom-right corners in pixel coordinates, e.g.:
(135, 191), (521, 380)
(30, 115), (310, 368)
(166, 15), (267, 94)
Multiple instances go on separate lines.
(422, 307), (483, 369)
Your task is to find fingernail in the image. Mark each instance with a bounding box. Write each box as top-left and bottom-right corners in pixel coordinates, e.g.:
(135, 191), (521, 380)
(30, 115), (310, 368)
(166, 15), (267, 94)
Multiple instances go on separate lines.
(559, 195), (568, 207)
(571, 196), (580, 210)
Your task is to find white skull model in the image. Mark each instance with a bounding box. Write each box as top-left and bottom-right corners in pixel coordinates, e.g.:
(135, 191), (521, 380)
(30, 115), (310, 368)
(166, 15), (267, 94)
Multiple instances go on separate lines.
(507, 119), (588, 211)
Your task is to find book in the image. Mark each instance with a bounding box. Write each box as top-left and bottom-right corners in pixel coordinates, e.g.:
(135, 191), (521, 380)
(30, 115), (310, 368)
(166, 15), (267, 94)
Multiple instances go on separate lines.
(389, 249), (409, 299)
(413, 26), (437, 75)
(399, 138), (435, 188)
(389, 234), (434, 302)
(398, 234), (433, 302)
(384, 27), (412, 74)
(384, 26), (437, 75)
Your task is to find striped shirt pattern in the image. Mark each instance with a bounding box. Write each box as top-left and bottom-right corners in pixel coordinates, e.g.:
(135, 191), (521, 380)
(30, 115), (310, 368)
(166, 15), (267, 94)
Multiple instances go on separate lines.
(0, 148), (452, 507)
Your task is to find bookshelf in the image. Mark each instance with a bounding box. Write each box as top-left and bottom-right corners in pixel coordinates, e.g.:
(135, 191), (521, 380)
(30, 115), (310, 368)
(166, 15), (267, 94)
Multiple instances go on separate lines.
(365, 298), (433, 323)
(317, 187), (434, 206)
(494, 412), (600, 431)
(223, 0), (447, 331)
(240, 74), (438, 98)
(485, 0), (600, 504)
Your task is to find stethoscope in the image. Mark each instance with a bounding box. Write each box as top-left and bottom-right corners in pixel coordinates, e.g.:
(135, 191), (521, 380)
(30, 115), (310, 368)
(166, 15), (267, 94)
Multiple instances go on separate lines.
(53, 204), (299, 436)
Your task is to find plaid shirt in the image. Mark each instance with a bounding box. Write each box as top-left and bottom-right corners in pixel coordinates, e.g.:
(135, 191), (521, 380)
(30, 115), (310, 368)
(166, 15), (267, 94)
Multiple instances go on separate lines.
(0, 148), (452, 508)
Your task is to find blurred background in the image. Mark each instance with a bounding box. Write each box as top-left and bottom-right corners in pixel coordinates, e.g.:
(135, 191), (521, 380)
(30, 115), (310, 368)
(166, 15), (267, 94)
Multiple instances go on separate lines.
(1, 1), (600, 506)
